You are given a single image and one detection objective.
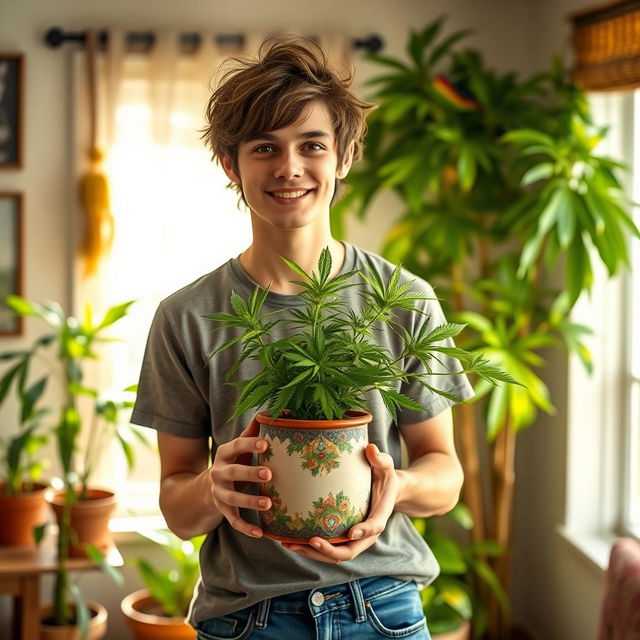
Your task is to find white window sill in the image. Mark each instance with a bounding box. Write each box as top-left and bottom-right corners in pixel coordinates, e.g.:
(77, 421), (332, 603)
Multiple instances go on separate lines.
(558, 526), (616, 572)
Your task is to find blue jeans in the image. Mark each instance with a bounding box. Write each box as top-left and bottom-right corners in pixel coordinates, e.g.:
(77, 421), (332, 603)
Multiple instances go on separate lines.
(195, 576), (430, 639)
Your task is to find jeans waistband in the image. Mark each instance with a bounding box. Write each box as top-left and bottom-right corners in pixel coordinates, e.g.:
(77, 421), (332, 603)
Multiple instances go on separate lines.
(254, 576), (414, 628)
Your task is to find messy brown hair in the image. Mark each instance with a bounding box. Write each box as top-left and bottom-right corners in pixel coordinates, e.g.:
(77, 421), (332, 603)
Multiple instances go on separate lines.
(202, 36), (374, 198)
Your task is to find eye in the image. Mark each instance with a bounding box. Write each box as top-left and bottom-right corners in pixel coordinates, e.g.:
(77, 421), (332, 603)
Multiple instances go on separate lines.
(305, 142), (325, 152)
(253, 144), (275, 154)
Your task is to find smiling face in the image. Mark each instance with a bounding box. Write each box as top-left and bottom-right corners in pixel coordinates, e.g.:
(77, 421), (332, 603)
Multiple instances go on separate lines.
(222, 101), (354, 233)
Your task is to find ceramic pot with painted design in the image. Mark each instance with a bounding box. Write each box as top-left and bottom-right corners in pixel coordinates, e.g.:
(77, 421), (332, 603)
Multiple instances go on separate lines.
(253, 410), (373, 543)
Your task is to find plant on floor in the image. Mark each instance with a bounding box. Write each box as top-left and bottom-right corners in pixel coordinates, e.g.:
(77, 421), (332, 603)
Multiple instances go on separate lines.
(333, 17), (639, 636)
(207, 247), (519, 421)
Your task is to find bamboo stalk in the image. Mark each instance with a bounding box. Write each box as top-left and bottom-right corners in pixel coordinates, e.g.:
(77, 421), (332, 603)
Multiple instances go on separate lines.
(456, 403), (486, 542)
(489, 416), (516, 638)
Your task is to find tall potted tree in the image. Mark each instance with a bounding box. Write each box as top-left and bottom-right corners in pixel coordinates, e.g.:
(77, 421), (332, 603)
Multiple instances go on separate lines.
(334, 18), (639, 636)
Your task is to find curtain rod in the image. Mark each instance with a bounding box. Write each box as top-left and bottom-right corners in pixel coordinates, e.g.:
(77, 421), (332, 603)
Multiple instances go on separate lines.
(44, 28), (384, 53)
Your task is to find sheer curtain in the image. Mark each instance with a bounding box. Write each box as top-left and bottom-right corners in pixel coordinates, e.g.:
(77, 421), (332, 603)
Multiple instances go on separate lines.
(75, 29), (353, 512)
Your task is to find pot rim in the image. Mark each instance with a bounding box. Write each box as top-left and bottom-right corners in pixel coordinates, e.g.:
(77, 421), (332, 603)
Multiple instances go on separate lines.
(39, 600), (108, 628)
(46, 487), (117, 507)
(255, 410), (372, 430)
(0, 481), (50, 496)
(121, 589), (189, 625)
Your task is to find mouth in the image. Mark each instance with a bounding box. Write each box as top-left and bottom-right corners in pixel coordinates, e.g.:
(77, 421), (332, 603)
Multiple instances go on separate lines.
(267, 189), (313, 203)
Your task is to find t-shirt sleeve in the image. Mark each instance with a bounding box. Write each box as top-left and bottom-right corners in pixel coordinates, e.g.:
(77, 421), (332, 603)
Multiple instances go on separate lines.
(131, 303), (211, 438)
(397, 283), (475, 425)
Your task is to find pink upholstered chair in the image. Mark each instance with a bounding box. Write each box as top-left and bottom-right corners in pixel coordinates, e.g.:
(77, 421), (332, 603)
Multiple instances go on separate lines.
(598, 537), (640, 639)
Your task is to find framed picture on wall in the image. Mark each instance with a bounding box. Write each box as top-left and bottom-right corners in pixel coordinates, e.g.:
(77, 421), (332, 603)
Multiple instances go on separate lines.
(0, 53), (24, 169)
(0, 192), (23, 335)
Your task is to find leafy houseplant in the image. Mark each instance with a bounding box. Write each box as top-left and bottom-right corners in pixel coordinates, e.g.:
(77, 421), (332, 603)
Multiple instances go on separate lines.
(208, 248), (514, 422)
(414, 506), (506, 639)
(208, 248), (518, 542)
(0, 360), (50, 544)
(0, 295), (139, 634)
(121, 530), (204, 640)
(334, 17), (639, 636)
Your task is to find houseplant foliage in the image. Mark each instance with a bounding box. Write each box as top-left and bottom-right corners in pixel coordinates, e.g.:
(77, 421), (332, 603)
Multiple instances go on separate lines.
(0, 351), (50, 544)
(1, 295), (140, 633)
(121, 529), (204, 639)
(207, 247), (517, 422)
(334, 17), (639, 636)
(415, 504), (506, 639)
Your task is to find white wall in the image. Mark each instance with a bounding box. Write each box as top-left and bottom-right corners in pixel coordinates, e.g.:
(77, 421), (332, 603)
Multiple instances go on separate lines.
(0, 1), (606, 639)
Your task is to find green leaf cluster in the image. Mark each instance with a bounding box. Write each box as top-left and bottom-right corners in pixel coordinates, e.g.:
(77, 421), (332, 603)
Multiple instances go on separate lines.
(335, 18), (639, 433)
(414, 505), (507, 638)
(208, 248), (519, 421)
(0, 294), (146, 629)
(132, 529), (205, 618)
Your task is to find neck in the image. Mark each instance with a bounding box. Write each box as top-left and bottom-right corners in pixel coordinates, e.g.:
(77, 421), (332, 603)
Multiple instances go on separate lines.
(239, 224), (345, 294)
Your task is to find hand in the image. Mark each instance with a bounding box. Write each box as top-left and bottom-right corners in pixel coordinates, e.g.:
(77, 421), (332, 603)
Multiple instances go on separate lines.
(282, 443), (398, 564)
(209, 418), (272, 538)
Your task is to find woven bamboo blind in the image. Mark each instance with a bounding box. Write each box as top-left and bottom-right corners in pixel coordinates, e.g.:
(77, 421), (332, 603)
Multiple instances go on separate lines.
(570, 0), (640, 90)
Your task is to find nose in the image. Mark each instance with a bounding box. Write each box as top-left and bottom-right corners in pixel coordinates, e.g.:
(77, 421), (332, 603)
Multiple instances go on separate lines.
(274, 149), (303, 180)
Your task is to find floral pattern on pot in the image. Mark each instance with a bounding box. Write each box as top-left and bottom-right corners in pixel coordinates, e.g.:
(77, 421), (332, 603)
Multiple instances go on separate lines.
(260, 425), (365, 476)
(261, 486), (366, 539)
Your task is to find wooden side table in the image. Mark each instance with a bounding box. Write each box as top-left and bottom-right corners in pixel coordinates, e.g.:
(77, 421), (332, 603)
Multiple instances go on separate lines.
(0, 543), (122, 640)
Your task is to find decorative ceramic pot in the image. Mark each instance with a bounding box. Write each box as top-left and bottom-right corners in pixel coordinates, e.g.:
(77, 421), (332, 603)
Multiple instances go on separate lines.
(0, 482), (49, 545)
(121, 589), (196, 640)
(254, 410), (373, 543)
(47, 488), (116, 558)
(39, 601), (108, 639)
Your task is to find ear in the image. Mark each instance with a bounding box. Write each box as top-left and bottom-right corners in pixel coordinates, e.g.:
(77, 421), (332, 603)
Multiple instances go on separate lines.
(336, 140), (355, 180)
(221, 155), (241, 184)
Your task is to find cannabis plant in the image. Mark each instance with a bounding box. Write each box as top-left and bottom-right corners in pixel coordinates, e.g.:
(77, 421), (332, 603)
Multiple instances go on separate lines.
(207, 248), (517, 421)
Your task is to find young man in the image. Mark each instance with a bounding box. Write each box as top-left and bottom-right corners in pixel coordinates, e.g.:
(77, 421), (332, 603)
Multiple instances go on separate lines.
(131, 37), (474, 639)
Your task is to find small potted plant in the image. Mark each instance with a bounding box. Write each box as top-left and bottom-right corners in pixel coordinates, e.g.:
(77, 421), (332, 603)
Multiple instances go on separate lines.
(1, 295), (141, 637)
(121, 529), (205, 640)
(209, 248), (518, 542)
(0, 355), (50, 545)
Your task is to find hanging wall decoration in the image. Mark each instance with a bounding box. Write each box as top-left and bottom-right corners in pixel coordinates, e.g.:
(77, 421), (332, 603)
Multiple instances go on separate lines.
(0, 53), (23, 169)
(0, 192), (23, 335)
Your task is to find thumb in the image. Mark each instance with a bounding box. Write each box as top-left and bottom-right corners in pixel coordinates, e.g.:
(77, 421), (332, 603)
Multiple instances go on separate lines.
(240, 416), (260, 438)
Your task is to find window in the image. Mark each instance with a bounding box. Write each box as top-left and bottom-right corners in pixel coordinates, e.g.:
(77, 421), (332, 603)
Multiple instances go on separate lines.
(563, 89), (639, 565)
(82, 54), (252, 523)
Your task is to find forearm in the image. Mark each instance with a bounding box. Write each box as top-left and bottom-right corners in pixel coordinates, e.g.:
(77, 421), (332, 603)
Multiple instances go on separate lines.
(159, 470), (223, 540)
(395, 451), (464, 517)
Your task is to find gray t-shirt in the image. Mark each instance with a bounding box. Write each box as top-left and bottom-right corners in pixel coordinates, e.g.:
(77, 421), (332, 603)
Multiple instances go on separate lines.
(131, 242), (474, 625)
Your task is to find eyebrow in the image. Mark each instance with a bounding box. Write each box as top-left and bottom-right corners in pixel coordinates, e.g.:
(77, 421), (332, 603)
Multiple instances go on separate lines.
(247, 130), (332, 143)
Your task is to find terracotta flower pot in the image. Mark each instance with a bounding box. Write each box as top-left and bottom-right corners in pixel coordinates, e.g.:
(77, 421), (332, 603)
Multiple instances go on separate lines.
(254, 410), (373, 543)
(39, 601), (107, 640)
(47, 488), (116, 558)
(0, 482), (49, 546)
(121, 589), (196, 640)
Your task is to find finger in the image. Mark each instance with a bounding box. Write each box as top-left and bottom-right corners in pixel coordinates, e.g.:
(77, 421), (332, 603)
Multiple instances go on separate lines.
(239, 417), (260, 438)
(365, 443), (394, 470)
(212, 485), (272, 511)
(284, 536), (372, 563)
(216, 503), (264, 539)
(211, 462), (271, 485)
(217, 436), (268, 462)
